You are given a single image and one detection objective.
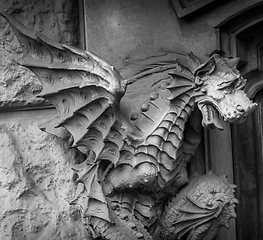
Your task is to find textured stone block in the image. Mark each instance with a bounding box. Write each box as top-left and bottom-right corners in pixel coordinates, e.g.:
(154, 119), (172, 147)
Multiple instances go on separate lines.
(0, 112), (90, 240)
(0, 1), (89, 239)
(0, 0), (79, 108)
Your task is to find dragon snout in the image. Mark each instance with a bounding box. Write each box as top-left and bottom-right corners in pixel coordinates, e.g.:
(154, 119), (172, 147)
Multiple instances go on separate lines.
(244, 102), (258, 115)
(221, 104), (244, 122)
(235, 102), (257, 122)
(223, 102), (257, 122)
(221, 92), (257, 123)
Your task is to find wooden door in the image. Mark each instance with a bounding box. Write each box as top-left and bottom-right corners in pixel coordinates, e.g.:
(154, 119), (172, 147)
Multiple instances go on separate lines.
(231, 91), (263, 240)
(215, 5), (263, 239)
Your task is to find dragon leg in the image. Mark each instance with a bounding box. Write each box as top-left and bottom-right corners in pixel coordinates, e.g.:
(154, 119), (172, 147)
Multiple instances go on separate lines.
(103, 162), (158, 195)
(158, 172), (238, 240)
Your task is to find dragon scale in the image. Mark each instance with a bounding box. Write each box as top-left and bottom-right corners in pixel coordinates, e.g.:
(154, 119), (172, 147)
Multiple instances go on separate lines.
(105, 75), (197, 193)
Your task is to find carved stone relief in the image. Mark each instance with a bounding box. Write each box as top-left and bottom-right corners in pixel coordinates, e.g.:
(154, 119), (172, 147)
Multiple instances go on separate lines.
(1, 12), (257, 240)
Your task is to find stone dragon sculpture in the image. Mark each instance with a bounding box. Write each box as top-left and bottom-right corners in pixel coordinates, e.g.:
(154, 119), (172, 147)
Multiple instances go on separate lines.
(2, 13), (257, 240)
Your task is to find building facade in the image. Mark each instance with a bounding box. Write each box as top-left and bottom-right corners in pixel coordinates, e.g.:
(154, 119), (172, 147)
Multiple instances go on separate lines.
(0, 0), (262, 239)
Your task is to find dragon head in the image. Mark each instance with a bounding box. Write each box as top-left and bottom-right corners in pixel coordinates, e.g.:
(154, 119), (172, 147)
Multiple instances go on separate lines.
(193, 54), (257, 130)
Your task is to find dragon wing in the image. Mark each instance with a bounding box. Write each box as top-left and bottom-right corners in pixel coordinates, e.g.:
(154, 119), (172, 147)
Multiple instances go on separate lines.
(2, 13), (202, 225)
(1, 12), (129, 222)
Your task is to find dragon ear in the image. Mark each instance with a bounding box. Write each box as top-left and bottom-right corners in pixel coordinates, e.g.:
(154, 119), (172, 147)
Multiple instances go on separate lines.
(193, 56), (216, 85)
(225, 57), (240, 69)
(188, 52), (201, 69)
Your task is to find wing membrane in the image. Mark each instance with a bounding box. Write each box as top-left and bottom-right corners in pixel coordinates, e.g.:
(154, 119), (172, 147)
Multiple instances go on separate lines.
(1, 12), (127, 222)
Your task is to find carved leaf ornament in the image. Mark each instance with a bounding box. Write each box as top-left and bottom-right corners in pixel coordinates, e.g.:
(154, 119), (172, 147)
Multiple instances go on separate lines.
(1, 12), (256, 240)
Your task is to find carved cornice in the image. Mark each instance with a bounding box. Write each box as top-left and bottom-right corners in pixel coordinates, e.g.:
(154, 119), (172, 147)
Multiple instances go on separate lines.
(215, 2), (263, 100)
(170, 0), (226, 19)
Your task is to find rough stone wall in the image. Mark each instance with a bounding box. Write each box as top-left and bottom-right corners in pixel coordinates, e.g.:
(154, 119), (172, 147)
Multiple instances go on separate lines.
(0, 117), (89, 240)
(0, 1), (91, 239)
(0, 0), (79, 108)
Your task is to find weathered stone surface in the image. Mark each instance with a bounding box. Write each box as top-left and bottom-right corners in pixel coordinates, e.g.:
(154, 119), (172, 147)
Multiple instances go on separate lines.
(0, 1), (89, 239)
(0, 0), (79, 108)
(0, 112), (90, 240)
(0, 1), (88, 239)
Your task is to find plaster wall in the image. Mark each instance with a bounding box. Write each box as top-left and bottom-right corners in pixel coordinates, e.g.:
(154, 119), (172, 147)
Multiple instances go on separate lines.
(85, 0), (263, 69)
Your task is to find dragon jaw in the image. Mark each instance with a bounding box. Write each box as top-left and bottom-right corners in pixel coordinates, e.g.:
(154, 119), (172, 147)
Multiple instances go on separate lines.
(197, 91), (257, 130)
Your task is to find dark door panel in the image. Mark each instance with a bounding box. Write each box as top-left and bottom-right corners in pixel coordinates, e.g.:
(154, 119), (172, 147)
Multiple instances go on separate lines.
(231, 91), (263, 240)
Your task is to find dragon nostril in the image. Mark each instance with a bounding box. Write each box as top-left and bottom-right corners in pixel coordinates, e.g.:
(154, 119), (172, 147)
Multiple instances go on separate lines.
(236, 105), (244, 112)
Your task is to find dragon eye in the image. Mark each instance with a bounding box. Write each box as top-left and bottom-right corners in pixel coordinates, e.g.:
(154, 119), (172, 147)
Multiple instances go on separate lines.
(218, 79), (241, 91)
